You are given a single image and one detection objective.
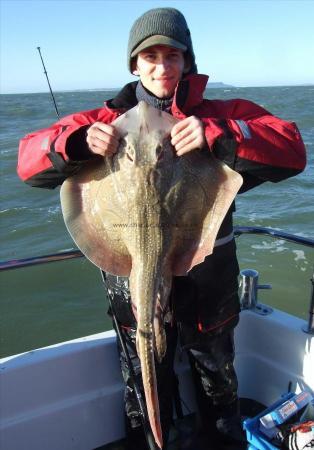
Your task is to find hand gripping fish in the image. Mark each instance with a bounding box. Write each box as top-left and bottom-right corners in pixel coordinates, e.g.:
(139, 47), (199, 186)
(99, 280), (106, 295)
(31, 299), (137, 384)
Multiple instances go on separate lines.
(60, 102), (243, 449)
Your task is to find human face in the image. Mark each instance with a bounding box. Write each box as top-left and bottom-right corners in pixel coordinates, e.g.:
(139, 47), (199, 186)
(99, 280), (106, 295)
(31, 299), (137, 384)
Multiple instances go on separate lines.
(133, 45), (189, 99)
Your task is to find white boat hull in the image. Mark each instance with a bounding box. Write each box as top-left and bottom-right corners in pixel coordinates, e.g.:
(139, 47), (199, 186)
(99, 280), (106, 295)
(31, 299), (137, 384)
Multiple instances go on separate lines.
(1, 308), (313, 450)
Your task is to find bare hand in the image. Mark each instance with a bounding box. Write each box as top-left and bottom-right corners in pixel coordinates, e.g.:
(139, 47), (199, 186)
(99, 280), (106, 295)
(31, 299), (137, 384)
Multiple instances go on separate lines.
(86, 122), (120, 156)
(171, 116), (206, 156)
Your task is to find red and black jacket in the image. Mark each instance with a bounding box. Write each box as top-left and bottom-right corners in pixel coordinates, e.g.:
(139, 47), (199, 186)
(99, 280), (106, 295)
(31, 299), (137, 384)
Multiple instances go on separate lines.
(17, 74), (306, 191)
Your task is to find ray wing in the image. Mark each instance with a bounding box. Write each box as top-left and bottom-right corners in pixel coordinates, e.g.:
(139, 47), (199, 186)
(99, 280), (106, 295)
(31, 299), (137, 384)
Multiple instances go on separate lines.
(60, 158), (132, 275)
(164, 152), (243, 275)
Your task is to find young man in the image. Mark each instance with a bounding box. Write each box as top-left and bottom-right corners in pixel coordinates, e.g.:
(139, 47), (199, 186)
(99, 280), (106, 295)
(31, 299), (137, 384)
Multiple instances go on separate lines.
(18, 7), (306, 450)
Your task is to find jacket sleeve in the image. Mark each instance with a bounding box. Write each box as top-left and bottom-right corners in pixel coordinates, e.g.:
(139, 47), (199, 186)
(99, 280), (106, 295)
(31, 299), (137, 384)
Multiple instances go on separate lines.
(17, 107), (116, 189)
(202, 99), (307, 192)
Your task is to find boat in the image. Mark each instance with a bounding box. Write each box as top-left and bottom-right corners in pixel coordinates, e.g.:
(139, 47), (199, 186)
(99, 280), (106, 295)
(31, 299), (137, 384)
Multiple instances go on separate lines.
(1, 226), (313, 450)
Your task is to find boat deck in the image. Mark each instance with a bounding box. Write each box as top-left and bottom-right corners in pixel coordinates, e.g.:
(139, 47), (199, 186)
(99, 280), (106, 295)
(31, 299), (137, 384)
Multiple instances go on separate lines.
(97, 399), (265, 450)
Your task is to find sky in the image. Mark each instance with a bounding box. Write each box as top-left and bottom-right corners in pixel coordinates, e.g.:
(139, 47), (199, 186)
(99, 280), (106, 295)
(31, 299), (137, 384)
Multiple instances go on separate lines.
(1, 0), (314, 93)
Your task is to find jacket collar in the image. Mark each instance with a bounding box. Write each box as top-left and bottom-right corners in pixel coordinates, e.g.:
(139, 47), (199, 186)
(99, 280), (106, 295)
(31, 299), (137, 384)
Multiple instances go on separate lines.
(172, 74), (208, 116)
(106, 81), (138, 110)
(105, 74), (209, 115)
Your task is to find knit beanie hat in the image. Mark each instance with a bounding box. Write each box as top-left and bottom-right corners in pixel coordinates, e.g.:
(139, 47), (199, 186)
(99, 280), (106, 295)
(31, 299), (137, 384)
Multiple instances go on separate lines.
(127, 8), (197, 74)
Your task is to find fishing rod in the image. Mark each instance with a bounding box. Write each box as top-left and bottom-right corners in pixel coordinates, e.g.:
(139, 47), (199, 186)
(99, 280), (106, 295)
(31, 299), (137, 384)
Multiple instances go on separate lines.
(101, 271), (158, 450)
(36, 46), (60, 119)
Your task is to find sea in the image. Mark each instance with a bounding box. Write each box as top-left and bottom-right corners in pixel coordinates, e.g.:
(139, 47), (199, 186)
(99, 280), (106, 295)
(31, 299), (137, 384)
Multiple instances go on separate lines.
(0, 85), (313, 358)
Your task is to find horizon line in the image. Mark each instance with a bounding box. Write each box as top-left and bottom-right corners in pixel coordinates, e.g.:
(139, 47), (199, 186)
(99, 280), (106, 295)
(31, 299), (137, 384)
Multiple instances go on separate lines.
(1, 83), (313, 95)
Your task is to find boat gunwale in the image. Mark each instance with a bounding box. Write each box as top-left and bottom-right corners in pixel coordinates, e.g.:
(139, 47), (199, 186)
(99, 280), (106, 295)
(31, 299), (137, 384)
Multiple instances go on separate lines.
(0, 226), (313, 272)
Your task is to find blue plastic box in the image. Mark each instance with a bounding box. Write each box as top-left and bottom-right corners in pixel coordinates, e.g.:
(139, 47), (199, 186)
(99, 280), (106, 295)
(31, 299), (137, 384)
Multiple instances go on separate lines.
(243, 393), (295, 450)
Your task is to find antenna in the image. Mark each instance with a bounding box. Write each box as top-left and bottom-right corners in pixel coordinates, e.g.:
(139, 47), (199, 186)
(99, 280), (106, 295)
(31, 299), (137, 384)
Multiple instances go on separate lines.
(36, 47), (60, 119)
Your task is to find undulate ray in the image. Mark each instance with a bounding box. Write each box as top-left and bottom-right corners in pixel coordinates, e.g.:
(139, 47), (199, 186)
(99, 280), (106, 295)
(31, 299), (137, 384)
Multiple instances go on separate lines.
(60, 101), (243, 448)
